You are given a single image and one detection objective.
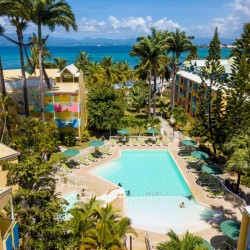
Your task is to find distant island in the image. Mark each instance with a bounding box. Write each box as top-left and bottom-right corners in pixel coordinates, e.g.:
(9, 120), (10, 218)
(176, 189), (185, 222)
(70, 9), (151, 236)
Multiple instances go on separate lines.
(0, 33), (236, 47)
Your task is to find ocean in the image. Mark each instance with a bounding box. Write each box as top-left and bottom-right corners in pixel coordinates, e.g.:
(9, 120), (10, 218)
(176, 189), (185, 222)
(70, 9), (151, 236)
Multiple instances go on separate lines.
(0, 45), (232, 70)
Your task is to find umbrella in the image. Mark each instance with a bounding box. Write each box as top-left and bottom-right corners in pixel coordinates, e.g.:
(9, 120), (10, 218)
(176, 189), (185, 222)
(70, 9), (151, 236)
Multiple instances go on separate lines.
(63, 149), (80, 157)
(202, 164), (223, 175)
(202, 240), (214, 250)
(89, 140), (104, 148)
(182, 139), (197, 147)
(191, 151), (209, 160)
(117, 129), (131, 135)
(146, 128), (159, 136)
(220, 220), (240, 240)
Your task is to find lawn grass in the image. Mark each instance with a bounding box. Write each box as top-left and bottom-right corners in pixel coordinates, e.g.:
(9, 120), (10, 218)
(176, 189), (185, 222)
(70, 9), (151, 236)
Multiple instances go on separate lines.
(49, 152), (65, 164)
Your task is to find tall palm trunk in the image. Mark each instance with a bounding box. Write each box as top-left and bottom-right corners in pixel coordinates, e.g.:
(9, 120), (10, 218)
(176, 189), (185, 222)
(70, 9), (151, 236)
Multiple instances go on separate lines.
(38, 25), (45, 121)
(171, 62), (177, 109)
(153, 63), (157, 117)
(0, 57), (6, 96)
(17, 29), (30, 117)
(42, 62), (51, 88)
(0, 113), (7, 143)
(148, 70), (152, 119)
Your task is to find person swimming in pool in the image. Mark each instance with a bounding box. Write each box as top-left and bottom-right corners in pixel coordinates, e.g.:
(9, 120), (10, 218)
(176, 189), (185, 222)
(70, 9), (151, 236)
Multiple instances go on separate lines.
(180, 202), (185, 208)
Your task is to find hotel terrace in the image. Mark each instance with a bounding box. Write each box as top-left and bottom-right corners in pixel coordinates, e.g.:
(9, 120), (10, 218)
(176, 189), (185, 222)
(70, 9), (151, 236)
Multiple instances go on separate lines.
(3, 64), (87, 137)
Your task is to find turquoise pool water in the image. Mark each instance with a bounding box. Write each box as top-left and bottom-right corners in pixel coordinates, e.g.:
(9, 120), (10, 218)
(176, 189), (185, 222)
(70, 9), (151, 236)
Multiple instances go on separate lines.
(90, 150), (214, 233)
(92, 150), (191, 197)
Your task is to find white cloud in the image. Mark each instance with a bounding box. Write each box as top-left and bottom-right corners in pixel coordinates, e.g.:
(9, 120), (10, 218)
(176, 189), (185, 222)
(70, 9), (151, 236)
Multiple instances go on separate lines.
(75, 15), (182, 37)
(153, 18), (181, 31)
(79, 17), (105, 32)
(231, 0), (250, 16)
(212, 15), (241, 36)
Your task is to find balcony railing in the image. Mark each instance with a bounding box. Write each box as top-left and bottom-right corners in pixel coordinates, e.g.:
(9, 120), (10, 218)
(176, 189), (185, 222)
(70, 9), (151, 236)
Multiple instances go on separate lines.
(1, 219), (19, 250)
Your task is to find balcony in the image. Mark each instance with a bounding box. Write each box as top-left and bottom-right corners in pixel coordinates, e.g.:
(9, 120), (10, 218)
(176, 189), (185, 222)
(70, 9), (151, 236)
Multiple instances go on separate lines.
(55, 118), (81, 128)
(54, 103), (79, 113)
(1, 220), (19, 250)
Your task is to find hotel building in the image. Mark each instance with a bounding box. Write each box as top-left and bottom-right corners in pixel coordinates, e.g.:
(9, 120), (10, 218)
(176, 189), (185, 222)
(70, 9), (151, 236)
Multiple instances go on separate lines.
(4, 64), (87, 137)
(175, 59), (232, 117)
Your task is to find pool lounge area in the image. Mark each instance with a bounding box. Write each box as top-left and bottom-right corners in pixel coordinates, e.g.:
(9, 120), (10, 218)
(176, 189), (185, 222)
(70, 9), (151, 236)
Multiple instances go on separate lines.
(91, 150), (215, 233)
(59, 137), (242, 249)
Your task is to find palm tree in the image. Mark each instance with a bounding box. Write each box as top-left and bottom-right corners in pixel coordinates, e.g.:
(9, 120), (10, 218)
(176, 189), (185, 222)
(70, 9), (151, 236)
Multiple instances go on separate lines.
(69, 197), (103, 247)
(99, 56), (118, 84)
(85, 62), (105, 88)
(168, 28), (194, 108)
(156, 230), (208, 250)
(82, 204), (137, 250)
(0, 0), (31, 116)
(225, 130), (250, 193)
(0, 57), (6, 96)
(131, 28), (169, 117)
(29, 0), (77, 121)
(53, 57), (68, 71)
(115, 61), (133, 84)
(75, 50), (92, 72)
(0, 94), (14, 143)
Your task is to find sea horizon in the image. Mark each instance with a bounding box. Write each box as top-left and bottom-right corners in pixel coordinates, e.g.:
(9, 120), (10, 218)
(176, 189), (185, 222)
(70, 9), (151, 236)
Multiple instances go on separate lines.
(0, 45), (232, 70)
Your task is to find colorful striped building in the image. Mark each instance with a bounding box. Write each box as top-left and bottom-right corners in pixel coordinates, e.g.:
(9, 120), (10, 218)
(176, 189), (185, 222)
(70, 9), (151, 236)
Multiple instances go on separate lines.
(4, 64), (87, 137)
(175, 59), (232, 117)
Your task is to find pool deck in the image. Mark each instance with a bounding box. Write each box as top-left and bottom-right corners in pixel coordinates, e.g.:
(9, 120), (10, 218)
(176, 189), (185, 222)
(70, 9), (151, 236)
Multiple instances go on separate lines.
(56, 136), (242, 249)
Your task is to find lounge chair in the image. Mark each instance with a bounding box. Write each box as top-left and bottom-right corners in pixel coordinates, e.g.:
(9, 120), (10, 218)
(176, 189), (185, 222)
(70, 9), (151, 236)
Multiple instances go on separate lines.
(95, 151), (105, 158)
(118, 140), (123, 146)
(132, 138), (138, 146)
(103, 146), (112, 155)
(110, 139), (115, 147)
(61, 162), (72, 173)
(188, 166), (202, 173)
(139, 138), (146, 146)
(163, 138), (168, 146)
(126, 140), (130, 146)
(207, 190), (226, 199)
(198, 179), (216, 186)
(78, 156), (90, 165)
(147, 138), (153, 146)
(203, 184), (221, 192)
(88, 153), (97, 162)
(156, 139), (161, 146)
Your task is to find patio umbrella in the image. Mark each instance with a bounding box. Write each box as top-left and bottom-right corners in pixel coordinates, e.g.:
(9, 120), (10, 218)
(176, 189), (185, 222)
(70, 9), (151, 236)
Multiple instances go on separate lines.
(117, 129), (131, 135)
(182, 139), (197, 147)
(202, 240), (214, 250)
(63, 149), (80, 157)
(146, 128), (159, 136)
(202, 164), (223, 175)
(220, 220), (240, 240)
(191, 151), (209, 160)
(89, 140), (104, 148)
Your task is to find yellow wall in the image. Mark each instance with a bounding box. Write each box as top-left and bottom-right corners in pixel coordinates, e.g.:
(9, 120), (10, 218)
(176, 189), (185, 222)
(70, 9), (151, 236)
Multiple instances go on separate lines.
(0, 156), (18, 188)
(59, 94), (70, 103)
(238, 211), (250, 250)
(44, 96), (52, 103)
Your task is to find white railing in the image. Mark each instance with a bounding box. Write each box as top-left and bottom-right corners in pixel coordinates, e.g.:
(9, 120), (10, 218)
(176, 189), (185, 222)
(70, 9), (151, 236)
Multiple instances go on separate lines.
(215, 176), (247, 213)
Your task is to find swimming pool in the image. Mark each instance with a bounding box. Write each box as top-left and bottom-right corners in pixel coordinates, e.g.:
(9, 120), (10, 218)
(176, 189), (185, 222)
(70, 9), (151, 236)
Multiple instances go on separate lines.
(92, 150), (214, 233)
(92, 150), (191, 197)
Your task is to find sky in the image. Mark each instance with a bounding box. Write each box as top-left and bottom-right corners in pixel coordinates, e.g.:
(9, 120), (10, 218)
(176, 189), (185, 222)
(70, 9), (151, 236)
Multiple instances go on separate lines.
(1, 0), (250, 39)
